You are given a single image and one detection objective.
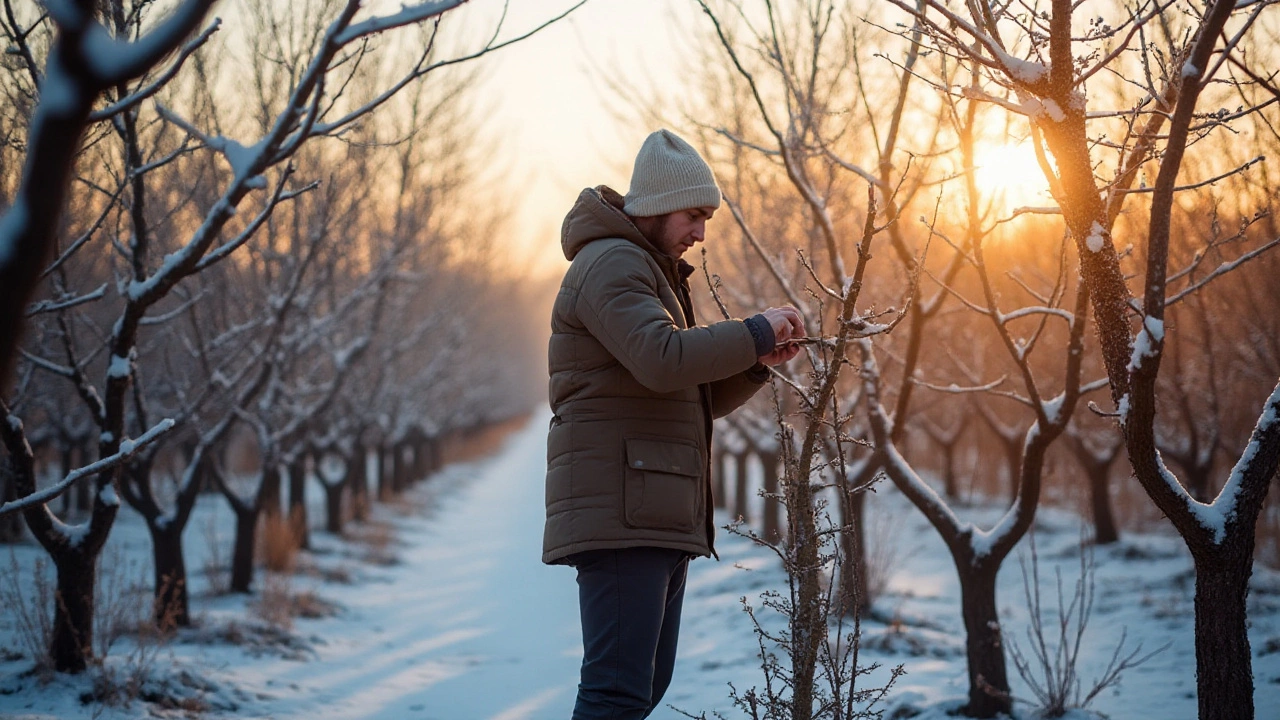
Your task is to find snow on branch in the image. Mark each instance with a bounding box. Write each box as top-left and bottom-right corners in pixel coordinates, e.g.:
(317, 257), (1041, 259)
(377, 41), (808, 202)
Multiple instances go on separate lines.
(0, 417), (176, 518)
(45, 0), (219, 87)
(87, 18), (221, 122)
(1192, 380), (1280, 544)
(334, 0), (468, 45)
(1167, 232), (1280, 306)
(997, 306), (1075, 326)
(1127, 315), (1164, 373)
(25, 283), (106, 317)
(912, 376), (1007, 395)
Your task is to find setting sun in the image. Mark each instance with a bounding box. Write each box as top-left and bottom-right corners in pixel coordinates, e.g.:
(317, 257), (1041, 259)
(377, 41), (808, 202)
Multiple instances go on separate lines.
(973, 141), (1053, 211)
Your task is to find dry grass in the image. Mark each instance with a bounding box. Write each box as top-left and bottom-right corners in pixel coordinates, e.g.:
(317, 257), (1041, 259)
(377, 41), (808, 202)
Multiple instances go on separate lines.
(1, 549), (54, 679)
(248, 572), (341, 632)
(250, 572), (295, 631)
(347, 519), (398, 566)
(257, 513), (298, 574)
(440, 413), (532, 465)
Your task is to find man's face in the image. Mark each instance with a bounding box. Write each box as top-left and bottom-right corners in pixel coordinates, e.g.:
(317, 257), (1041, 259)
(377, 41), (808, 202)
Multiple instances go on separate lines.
(645, 207), (716, 258)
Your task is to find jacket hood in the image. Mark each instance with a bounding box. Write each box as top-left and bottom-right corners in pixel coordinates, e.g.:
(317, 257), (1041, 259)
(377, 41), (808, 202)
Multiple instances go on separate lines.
(561, 186), (663, 262)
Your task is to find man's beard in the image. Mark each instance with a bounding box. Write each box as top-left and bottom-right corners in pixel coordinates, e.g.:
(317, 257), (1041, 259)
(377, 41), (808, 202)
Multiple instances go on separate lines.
(635, 214), (676, 256)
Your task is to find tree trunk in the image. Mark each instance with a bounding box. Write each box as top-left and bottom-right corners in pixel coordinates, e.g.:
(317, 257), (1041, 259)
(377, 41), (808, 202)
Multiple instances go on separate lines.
(392, 443), (409, 494)
(0, 459), (21, 542)
(149, 522), (189, 627)
(1088, 465), (1119, 545)
(943, 442), (959, 500)
(261, 463), (282, 519)
(761, 451), (780, 542)
(376, 446), (391, 500)
(733, 452), (750, 524)
(785, 459), (822, 720)
(427, 435), (443, 473)
(1004, 443), (1021, 504)
(287, 457), (309, 550)
(51, 552), (96, 673)
(323, 478), (344, 534)
(838, 485), (869, 616)
(349, 443), (369, 522)
(229, 504), (259, 594)
(957, 561), (1009, 718)
(1193, 544), (1256, 720)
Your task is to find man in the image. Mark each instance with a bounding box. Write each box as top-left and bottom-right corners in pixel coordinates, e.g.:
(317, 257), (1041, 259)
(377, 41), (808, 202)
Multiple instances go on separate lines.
(544, 128), (805, 719)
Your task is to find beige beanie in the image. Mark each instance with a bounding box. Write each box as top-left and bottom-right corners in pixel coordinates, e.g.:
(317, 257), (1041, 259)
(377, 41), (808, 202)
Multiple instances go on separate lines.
(623, 129), (721, 217)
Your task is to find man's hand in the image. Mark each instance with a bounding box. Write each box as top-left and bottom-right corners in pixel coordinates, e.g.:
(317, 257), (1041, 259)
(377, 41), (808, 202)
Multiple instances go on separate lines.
(758, 306), (805, 366)
(759, 341), (802, 366)
(761, 306), (804, 344)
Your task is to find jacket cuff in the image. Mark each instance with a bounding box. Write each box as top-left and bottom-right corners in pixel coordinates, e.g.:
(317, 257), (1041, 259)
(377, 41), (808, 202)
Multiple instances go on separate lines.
(744, 315), (775, 357)
(745, 363), (771, 384)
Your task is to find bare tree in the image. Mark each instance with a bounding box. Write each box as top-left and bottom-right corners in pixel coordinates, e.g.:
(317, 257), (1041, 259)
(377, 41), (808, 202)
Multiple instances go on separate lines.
(882, 2), (1280, 716)
(0, 0), (217, 383)
(1, 0), (581, 672)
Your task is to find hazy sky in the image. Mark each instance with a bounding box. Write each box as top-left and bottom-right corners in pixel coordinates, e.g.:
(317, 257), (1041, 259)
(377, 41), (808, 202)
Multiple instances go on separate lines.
(468, 0), (698, 273)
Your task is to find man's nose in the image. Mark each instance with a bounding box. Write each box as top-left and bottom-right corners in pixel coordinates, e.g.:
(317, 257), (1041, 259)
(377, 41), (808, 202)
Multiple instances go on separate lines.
(691, 221), (706, 242)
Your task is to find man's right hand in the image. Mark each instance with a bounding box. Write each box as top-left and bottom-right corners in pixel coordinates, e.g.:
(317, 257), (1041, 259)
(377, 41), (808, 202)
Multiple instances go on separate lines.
(761, 306), (805, 344)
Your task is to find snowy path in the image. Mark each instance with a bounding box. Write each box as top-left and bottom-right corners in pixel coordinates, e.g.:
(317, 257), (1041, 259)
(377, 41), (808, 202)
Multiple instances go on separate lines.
(263, 411), (582, 720)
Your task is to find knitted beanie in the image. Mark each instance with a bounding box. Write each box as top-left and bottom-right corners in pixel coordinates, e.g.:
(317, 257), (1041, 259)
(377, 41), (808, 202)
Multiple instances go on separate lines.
(623, 129), (721, 217)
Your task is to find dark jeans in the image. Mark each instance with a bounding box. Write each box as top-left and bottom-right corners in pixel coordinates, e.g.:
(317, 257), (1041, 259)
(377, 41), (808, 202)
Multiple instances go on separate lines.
(569, 547), (690, 720)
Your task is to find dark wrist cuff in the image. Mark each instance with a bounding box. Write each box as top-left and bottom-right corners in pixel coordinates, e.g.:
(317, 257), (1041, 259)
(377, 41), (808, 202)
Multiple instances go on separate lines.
(745, 363), (770, 383)
(744, 315), (775, 357)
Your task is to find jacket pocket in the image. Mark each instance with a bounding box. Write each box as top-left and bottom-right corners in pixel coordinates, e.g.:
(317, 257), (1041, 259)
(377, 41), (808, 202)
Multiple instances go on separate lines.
(623, 437), (703, 532)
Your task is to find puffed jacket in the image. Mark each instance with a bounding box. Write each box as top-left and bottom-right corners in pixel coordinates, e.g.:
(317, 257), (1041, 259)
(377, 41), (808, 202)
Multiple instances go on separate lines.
(543, 185), (768, 564)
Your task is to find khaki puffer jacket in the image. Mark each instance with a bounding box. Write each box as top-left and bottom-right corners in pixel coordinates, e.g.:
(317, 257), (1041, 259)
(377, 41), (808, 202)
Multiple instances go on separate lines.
(543, 186), (767, 565)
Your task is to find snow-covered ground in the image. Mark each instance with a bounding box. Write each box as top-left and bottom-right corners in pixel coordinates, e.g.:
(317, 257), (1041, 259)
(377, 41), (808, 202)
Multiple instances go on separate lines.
(2, 410), (1279, 719)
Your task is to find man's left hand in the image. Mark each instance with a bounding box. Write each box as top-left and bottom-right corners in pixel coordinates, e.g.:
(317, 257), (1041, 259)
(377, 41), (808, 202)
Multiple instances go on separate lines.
(759, 341), (802, 366)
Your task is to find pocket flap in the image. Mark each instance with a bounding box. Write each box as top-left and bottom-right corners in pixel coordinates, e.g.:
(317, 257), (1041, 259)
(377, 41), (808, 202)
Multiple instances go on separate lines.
(625, 438), (701, 476)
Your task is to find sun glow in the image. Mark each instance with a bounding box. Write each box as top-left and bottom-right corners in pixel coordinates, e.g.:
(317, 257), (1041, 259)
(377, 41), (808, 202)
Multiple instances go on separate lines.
(973, 141), (1053, 212)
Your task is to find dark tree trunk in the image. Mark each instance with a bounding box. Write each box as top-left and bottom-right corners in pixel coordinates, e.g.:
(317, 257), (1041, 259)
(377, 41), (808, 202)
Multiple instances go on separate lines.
(392, 443), (409, 494)
(410, 438), (425, 481)
(349, 443), (369, 522)
(1004, 443), (1021, 504)
(838, 485), (869, 616)
(229, 503), (258, 594)
(732, 452), (749, 524)
(423, 435), (442, 474)
(376, 446), (391, 500)
(0, 459), (21, 542)
(957, 561), (1008, 718)
(1193, 542), (1257, 720)
(287, 457), (309, 550)
(261, 463), (282, 519)
(226, 463), (276, 594)
(761, 451), (780, 541)
(943, 442), (959, 500)
(149, 523), (189, 627)
(1088, 465), (1119, 545)
(51, 552), (96, 673)
(323, 477), (344, 534)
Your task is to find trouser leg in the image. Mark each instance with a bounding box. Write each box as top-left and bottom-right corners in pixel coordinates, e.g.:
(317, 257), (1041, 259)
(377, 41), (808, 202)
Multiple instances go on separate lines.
(571, 547), (690, 720)
(647, 554), (687, 717)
